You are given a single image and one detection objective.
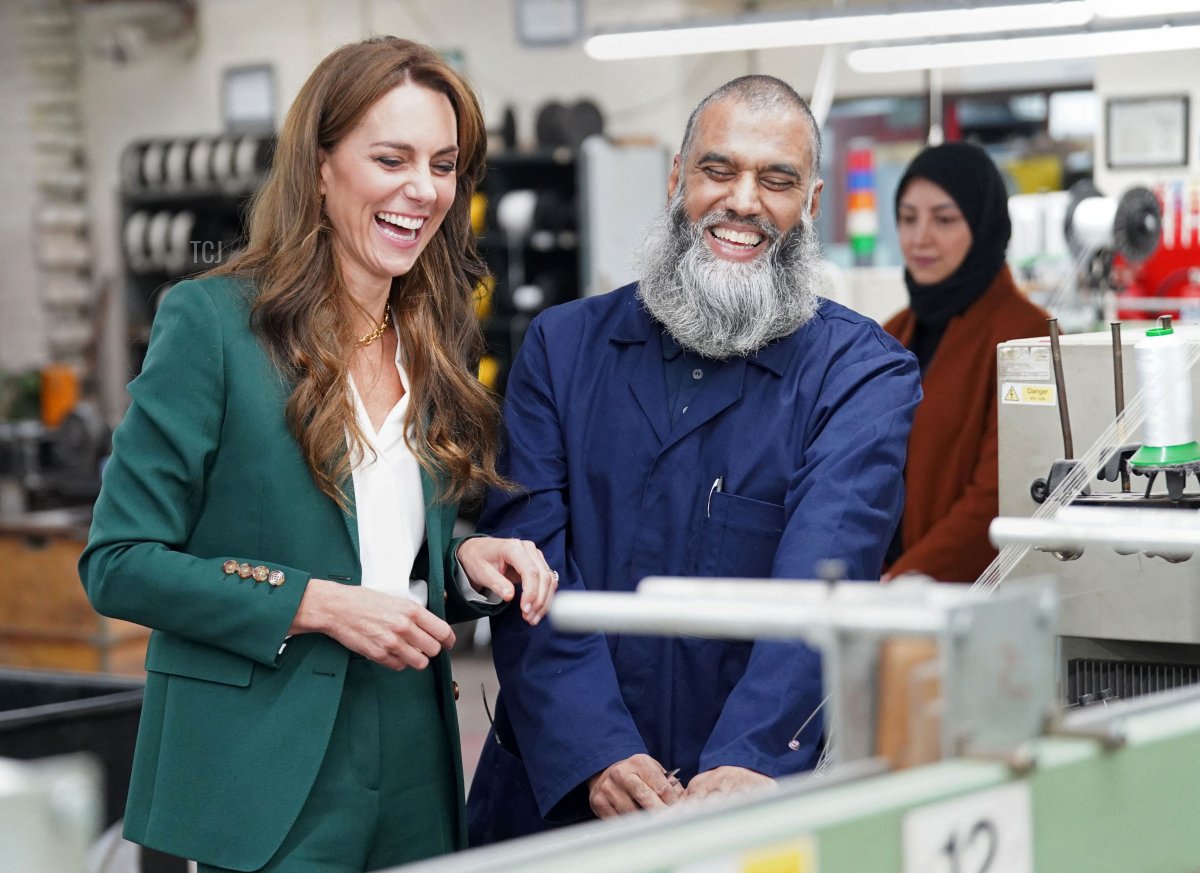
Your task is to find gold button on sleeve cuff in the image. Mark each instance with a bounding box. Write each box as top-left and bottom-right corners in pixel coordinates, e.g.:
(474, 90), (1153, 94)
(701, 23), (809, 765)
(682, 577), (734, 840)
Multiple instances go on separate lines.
(267, 569), (286, 587)
(222, 559), (239, 575)
(251, 565), (269, 582)
(237, 562), (253, 579)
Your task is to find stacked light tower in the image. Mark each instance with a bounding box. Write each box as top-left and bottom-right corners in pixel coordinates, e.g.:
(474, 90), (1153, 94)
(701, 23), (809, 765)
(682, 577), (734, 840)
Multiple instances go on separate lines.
(845, 144), (878, 267)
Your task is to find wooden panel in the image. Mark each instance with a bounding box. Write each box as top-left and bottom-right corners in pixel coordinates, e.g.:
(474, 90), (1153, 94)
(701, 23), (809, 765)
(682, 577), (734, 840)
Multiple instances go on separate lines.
(0, 636), (103, 673)
(0, 534), (148, 676)
(0, 536), (100, 629)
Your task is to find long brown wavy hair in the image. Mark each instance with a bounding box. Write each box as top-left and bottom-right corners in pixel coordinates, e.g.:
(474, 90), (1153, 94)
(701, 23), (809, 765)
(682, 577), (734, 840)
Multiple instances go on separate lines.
(210, 37), (504, 507)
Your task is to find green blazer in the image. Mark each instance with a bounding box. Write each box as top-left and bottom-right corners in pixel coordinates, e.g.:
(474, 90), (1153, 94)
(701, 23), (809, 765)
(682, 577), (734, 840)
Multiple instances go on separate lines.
(80, 276), (501, 870)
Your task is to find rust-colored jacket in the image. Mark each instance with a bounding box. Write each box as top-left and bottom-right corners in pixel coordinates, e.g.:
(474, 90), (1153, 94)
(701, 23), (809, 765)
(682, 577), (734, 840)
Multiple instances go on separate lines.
(882, 266), (1049, 582)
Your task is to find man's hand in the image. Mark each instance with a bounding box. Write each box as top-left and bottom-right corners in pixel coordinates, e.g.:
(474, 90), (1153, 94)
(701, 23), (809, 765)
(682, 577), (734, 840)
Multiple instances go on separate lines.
(587, 754), (685, 818)
(685, 766), (775, 801)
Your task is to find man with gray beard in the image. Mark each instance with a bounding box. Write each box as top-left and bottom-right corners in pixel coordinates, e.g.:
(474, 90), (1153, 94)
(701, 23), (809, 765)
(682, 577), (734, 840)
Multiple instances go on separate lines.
(636, 167), (823, 360)
(468, 75), (921, 843)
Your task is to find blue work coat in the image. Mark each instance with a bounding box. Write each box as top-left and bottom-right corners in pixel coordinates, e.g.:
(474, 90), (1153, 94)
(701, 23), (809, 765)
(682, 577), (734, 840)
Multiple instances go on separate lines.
(468, 283), (920, 842)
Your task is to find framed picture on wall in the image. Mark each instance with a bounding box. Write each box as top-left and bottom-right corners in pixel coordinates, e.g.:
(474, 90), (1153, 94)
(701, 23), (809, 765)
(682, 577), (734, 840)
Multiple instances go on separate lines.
(1106, 95), (1189, 169)
(222, 64), (276, 134)
(514, 0), (582, 46)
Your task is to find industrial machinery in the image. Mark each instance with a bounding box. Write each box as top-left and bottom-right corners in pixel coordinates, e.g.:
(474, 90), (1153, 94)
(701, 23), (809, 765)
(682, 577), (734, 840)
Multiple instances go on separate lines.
(994, 321), (1200, 705)
(0, 402), (109, 515)
(550, 577), (1059, 769)
(397, 336), (1200, 871)
(1109, 180), (1200, 322)
(1059, 178), (1200, 323)
(398, 577), (1200, 873)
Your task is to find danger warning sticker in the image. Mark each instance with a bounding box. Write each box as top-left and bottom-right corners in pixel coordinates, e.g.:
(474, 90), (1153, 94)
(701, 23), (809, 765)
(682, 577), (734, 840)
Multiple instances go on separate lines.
(1001, 383), (1055, 405)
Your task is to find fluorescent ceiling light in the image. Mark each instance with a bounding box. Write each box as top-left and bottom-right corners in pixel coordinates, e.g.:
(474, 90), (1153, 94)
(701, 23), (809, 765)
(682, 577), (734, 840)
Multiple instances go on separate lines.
(584, 2), (1094, 60)
(1090, 0), (1200, 17)
(847, 24), (1200, 72)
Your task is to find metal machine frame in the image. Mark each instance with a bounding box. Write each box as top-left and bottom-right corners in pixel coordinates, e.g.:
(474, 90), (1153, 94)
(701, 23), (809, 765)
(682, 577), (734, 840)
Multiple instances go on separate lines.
(399, 578), (1200, 873)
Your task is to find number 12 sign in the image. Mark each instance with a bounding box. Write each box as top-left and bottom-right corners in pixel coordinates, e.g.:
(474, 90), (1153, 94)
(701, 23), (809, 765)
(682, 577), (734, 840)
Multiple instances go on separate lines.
(902, 782), (1033, 873)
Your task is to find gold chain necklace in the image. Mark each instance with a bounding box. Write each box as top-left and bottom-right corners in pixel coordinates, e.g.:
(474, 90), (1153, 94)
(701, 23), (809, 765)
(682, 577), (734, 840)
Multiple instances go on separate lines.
(354, 307), (390, 348)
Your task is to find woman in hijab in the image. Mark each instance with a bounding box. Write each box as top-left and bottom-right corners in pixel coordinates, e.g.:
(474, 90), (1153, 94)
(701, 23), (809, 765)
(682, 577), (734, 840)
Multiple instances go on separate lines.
(882, 142), (1049, 583)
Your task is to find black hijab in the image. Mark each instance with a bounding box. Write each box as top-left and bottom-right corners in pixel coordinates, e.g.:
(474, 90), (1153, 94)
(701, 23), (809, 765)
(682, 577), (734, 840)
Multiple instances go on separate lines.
(895, 143), (1011, 365)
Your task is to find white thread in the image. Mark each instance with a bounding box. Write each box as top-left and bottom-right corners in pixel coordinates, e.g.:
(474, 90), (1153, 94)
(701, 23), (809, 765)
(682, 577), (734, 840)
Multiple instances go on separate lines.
(1041, 225), (1101, 315)
(1135, 330), (1196, 448)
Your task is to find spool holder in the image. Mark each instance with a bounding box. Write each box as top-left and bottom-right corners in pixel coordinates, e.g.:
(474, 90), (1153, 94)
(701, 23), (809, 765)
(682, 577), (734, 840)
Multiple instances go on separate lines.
(1026, 317), (1199, 514)
(1129, 466), (1200, 503)
(1028, 318), (1089, 513)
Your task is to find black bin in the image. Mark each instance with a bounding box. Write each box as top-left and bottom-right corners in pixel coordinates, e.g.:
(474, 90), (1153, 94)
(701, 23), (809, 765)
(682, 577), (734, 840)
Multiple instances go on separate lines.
(0, 667), (143, 828)
(0, 668), (190, 872)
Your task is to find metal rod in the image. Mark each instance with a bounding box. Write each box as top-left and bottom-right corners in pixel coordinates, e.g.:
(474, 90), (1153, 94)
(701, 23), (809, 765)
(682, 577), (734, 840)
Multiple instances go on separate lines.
(637, 576), (1014, 613)
(1110, 322), (1130, 492)
(990, 511), (1200, 554)
(640, 576), (928, 603)
(1048, 317), (1074, 459)
(550, 591), (946, 641)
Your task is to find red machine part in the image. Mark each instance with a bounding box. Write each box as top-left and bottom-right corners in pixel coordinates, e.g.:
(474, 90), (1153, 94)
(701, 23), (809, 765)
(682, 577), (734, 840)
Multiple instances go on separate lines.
(1115, 182), (1200, 321)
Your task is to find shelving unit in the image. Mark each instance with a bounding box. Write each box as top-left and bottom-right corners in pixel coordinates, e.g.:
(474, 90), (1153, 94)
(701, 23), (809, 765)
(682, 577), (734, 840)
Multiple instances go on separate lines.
(473, 140), (669, 395)
(117, 133), (274, 372)
(476, 149), (581, 395)
(20, 1), (94, 368)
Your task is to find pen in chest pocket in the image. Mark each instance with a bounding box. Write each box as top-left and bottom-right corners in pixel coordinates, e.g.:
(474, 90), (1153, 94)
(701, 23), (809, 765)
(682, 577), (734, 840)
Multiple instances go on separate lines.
(706, 476), (724, 518)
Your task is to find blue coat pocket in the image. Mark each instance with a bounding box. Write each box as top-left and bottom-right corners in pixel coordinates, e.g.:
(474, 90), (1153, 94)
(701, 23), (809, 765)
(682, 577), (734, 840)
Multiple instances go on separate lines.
(698, 491), (786, 578)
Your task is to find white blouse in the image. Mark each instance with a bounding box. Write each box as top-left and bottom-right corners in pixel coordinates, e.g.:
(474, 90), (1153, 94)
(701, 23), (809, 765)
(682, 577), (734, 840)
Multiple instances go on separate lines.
(347, 351), (427, 602)
(347, 329), (493, 606)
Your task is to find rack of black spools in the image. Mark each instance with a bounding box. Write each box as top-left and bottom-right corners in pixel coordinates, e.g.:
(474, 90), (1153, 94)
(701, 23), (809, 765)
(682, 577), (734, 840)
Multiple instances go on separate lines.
(118, 133), (275, 373)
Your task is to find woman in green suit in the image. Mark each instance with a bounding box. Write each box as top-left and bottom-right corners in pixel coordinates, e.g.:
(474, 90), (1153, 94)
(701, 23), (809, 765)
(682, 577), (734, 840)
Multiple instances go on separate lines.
(81, 37), (557, 873)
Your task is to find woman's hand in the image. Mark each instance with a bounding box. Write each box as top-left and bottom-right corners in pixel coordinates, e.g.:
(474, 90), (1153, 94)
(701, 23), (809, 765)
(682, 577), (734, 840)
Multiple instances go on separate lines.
(456, 536), (558, 625)
(290, 580), (455, 670)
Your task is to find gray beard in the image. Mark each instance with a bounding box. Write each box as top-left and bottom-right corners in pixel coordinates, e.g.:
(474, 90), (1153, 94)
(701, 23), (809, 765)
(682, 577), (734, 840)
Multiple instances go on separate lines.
(634, 189), (822, 360)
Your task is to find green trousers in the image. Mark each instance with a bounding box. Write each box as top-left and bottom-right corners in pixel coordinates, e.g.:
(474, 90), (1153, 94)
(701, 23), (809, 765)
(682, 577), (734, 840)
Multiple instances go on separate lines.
(199, 657), (456, 873)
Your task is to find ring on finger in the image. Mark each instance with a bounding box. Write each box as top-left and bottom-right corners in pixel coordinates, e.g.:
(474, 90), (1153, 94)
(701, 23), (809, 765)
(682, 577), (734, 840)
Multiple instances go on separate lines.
(550, 570), (560, 583)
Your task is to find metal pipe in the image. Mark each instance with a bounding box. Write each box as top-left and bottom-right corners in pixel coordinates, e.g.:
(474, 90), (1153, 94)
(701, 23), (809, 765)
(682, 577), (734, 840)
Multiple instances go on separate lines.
(990, 511), (1200, 554)
(1048, 317), (1074, 459)
(641, 576), (917, 601)
(637, 576), (981, 612)
(549, 591), (946, 641)
(1111, 322), (1130, 492)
